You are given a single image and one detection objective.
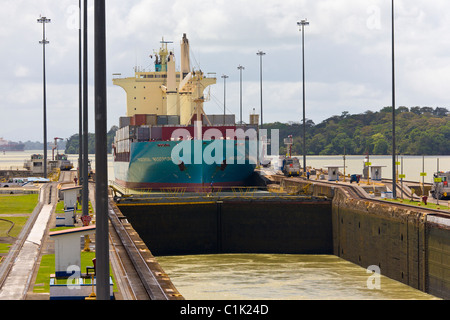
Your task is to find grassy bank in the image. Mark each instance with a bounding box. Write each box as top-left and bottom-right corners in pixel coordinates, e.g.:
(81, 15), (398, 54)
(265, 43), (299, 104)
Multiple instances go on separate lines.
(384, 198), (450, 211)
(0, 194), (39, 214)
(0, 194), (39, 255)
(0, 216), (29, 238)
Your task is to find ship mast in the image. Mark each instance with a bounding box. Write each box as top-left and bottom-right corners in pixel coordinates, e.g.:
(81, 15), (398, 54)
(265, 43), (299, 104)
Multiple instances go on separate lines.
(153, 37), (173, 72)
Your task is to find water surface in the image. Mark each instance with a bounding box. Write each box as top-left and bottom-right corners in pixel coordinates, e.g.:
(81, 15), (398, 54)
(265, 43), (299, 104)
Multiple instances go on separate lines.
(157, 254), (438, 300)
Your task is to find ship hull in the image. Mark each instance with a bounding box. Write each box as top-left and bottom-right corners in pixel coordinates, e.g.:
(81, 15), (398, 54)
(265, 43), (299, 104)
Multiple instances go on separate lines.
(114, 139), (257, 191)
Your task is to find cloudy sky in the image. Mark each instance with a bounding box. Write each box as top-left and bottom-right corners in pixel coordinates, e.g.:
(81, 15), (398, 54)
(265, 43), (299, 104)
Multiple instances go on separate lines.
(1, 0), (449, 142)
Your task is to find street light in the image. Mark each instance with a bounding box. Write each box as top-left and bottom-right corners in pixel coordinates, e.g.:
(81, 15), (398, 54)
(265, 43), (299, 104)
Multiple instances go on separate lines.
(82, 0), (89, 217)
(37, 16), (51, 179)
(297, 19), (309, 174)
(256, 50), (266, 129)
(237, 65), (245, 124)
(221, 74), (228, 125)
(391, 0), (397, 199)
(78, 0), (83, 186)
(94, 0), (109, 300)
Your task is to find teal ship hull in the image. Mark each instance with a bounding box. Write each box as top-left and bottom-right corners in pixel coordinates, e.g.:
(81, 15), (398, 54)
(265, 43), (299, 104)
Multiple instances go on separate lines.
(114, 139), (257, 191)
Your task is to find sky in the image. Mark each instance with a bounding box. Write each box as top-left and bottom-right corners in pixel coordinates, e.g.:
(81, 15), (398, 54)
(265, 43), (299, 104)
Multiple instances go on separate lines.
(1, 0), (449, 142)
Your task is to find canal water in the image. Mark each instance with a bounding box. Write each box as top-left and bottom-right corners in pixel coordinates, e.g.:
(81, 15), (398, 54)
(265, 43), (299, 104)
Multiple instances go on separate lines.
(155, 254), (437, 300)
(1, 151), (446, 299)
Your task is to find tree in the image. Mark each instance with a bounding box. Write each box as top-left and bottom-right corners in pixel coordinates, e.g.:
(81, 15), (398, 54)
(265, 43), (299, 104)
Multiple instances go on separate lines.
(434, 107), (448, 117)
(372, 133), (389, 155)
(410, 106), (421, 115)
(65, 126), (118, 154)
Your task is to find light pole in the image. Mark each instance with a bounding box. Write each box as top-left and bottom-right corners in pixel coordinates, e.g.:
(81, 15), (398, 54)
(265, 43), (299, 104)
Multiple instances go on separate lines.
(221, 74), (228, 125)
(82, 0), (89, 217)
(78, 0), (83, 185)
(257, 51), (266, 129)
(237, 65), (245, 124)
(94, 0), (109, 300)
(37, 16), (50, 179)
(297, 19), (309, 174)
(391, 0), (397, 199)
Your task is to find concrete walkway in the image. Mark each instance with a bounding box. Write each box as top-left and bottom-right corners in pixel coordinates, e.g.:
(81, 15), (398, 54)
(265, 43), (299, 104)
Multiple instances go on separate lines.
(0, 204), (53, 299)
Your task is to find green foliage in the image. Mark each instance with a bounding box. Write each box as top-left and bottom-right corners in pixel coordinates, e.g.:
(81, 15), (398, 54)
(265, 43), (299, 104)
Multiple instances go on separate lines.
(65, 126), (118, 154)
(0, 216), (29, 238)
(0, 194), (39, 214)
(267, 106), (449, 155)
(0, 243), (12, 254)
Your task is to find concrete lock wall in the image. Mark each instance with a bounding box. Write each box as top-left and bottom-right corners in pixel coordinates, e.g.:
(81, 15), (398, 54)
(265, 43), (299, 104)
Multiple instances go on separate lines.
(331, 187), (450, 300)
(426, 218), (450, 299)
(119, 200), (333, 257)
(332, 188), (427, 290)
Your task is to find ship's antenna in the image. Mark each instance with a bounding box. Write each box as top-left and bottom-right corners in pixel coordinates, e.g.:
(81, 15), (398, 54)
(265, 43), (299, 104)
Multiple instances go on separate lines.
(135, 47), (137, 72)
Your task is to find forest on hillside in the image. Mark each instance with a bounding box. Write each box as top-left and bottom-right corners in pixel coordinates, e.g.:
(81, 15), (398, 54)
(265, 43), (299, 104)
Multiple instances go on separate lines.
(64, 126), (118, 154)
(63, 106), (449, 156)
(264, 106), (450, 156)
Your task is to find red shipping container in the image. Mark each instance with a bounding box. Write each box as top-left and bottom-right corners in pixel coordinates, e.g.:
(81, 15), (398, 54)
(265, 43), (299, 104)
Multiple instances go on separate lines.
(134, 114), (147, 126)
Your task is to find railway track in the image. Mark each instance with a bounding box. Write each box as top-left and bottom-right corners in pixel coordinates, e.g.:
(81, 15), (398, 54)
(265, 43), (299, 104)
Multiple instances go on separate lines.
(108, 200), (182, 300)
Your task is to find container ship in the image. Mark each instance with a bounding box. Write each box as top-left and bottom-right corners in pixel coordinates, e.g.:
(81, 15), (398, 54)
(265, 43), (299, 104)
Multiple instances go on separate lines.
(112, 34), (259, 191)
(0, 138), (25, 152)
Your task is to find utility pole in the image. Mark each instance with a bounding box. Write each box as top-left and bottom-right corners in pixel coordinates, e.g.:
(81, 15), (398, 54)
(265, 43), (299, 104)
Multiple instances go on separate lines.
(78, 0), (83, 185)
(391, 0), (397, 198)
(221, 74), (228, 125)
(257, 51), (266, 129)
(94, 0), (109, 300)
(37, 16), (51, 179)
(237, 65), (245, 124)
(297, 19), (309, 174)
(82, 0), (89, 216)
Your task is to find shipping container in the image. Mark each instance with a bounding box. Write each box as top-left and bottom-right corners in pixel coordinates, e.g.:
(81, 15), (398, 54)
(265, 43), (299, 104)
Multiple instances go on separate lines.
(167, 115), (180, 125)
(128, 125), (137, 140)
(137, 126), (150, 142)
(205, 114), (236, 125)
(146, 114), (158, 126)
(134, 114), (147, 126)
(150, 126), (163, 140)
(161, 126), (177, 141)
(157, 115), (168, 125)
(168, 126), (194, 141)
(119, 116), (131, 128)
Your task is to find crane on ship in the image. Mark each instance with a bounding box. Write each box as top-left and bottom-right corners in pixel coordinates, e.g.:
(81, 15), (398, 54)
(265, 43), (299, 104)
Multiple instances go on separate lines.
(52, 137), (63, 160)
